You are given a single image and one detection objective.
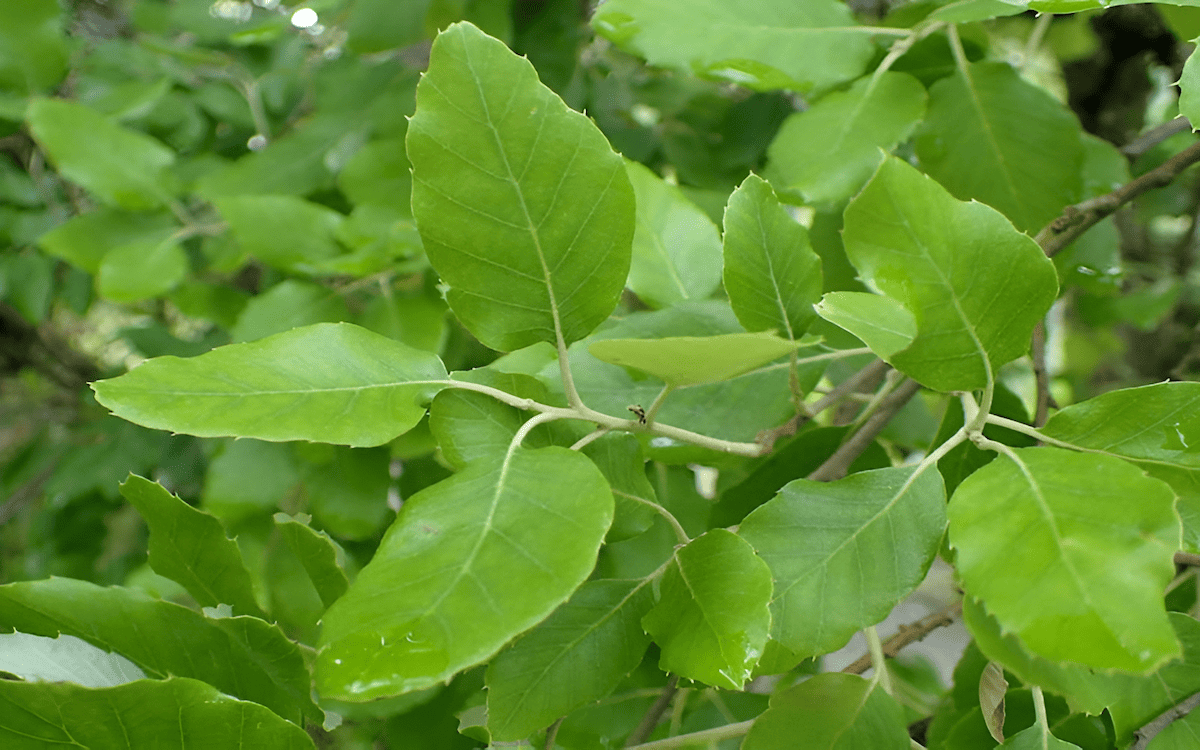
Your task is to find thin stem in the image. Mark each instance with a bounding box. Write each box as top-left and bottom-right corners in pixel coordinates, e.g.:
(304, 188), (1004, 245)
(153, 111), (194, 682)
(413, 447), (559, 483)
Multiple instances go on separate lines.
(865, 626), (892, 694)
(624, 676), (679, 747)
(842, 600), (963, 675)
(241, 77), (271, 142)
(508, 411), (562, 459)
(621, 493), (690, 545)
(807, 378), (923, 481)
(947, 24), (970, 73)
(544, 717), (564, 750)
(643, 384), (674, 425)
(1032, 686), (1050, 736)
(1131, 690), (1200, 750)
(849, 368), (905, 429)
(624, 720), (755, 750)
(1022, 12), (1053, 66)
(872, 21), (944, 85)
(569, 427), (610, 452)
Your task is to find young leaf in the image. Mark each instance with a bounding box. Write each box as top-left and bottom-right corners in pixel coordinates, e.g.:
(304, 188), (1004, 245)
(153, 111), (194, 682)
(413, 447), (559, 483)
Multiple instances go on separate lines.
(625, 160), (722, 309)
(26, 98), (177, 210)
(914, 61), (1084, 233)
(0, 677), (316, 750)
(274, 513), (350, 609)
(742, 673), (910, 750)
(407, 22), (634, 352)
(765, 71), (927, 205)
(722, 174), (822, 339)
(814, 292), (915, 359)
(120, 474), (266, 619)
(485, 578), (654, 740)
(592, 0), (875, 93)
(836, 157), (1058, 392)
(641, 529), (772, 689)
(587, 331), (801, 387)
(737, 465), (946, 661)
(92, 322), (447, 447)
(316, 447), (614, 700)
(948, 447), (1181, 673)
(0, 578), (320, 725)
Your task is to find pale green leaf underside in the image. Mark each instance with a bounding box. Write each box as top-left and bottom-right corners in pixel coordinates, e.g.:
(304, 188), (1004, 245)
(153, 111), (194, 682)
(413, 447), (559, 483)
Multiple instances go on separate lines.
(723, 174), (822, 339)
(914, 62), (1083, 234)
(1181, 38), (1200, 130)
(626, 159), (722, 308)
(588, 331), (801, 387)
(0, 633), (144, 688)
(316, 448), (613, 701)
(815, 291), (915, 359)
(742, 673), (910, 750)
(0, 578), (318, 724)
(92, 322), (447, 447)
(408, 22), (634, 352)
(592, 0), (876, 93)
(120, 475), (265, 618)
(765, 71), (927, 205)
(948, 447), (1181, 672)
(641, 529), (772, 689)
(486, 578), (654, 740)
(274, 513), (350, 609)
(0, 677), (316, 750)
(841, 157), (1058, 392)
(738, 465), (945, 660)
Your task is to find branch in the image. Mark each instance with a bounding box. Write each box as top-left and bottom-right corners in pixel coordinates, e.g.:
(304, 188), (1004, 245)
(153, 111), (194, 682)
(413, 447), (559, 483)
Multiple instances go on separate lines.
(1176, 552), (1200, 567)
(1121, 116), (1192, 159)
(1130, 690), (1200, 750)
(841, 600), (964, 675)
(624, 676), (679, 747)
(757, 360), (889, 452)
(625, 720), (755, 750)
(1035, 141), (1200, 258)
(807, 378), (922, 482)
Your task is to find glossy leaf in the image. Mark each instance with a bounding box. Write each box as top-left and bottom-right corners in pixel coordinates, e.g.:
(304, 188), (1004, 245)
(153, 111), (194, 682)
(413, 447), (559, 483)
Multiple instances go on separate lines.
(838, 157), (1058, 392)
(914, 61), (1083, 233)
(92, 322), (447, 447)
(0, 632), (144, 687)
(948, 447), (1181, 672)
(765, 71), (927, 205)
(742, 673), (910, 750)
(1040, 381), (1200, 550)
(592, 0), (875, 93)
(274, 513), (350, 609)
(408, 22), (634, 352)
(722, 174), (822, 339)
(814, 291), (915, 359)
(316, 447), (613, 700)
(0, 677), (316, 750)
(485, 578), (654, 740)
(26, 98), (177, 210)
(738, 465), (946, 660)
(641, 529), (772, 689)
(0, 578), (319, 724)
(120, 474), (265, 619)
(625, 159), (722, 308)
(213, 195), (345, 273)
(587, 332), (800, 387)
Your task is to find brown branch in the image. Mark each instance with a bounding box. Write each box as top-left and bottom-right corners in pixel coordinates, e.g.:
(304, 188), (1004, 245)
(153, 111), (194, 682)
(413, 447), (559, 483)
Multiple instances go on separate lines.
(544, 717), (564, 750)
(841, 600), (964, 676)
(807, 378), (922, 482)
(624, 675), (679, 747)
(1121, 117), (1193, 159)
(757, 360), (889, 453)
(1031, 320), (1052, 428)
(1130, 690), (1200, 750)
(1035, 141), (1200, 258)
(1175, 552), (1200, 567)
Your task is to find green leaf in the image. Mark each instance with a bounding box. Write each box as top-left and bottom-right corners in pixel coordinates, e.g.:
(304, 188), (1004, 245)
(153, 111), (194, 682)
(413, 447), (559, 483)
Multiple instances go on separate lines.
(203, 439), (300, 524)
(1181, 42), (1200, 130)
(592, 0), (876, 93)
(0, 677), (316, 750)
(0, 0), (69, 95)
(737, 465), (946, 661)
(299, 446), (393, 541)
(92, 322), (447, 447)
(0, 632), (145, 687)
(765, 72), (927, 205)
(948, 447), (1181, 673)
(722, 174), (822, 339)
(641, 529), (772, 689)
(316, 447), (613, 700)
(838, 157), (1059, 392)
(997, 726), (1082, 750)
(587, 331), (800, 387)
(230, 280), (349, 343)
(581, 433), (658, 543)
(485, 578), (654, 740)
(96, 232), (188, 303)
(274, 513), (350, 609)
(742, 673), (910, 750)
(213, 195), (345, 273)
(1040, 382), (1200, 551)
(814, 291), (915, 359)
(408, 22), (634, 352)
(625, 159), (722, 308)
(120, 474), (265, 619)
(0, 578), (319, 724)
(26, 98), (177, 210)
(37, 209), (176, 275)
(914, 61), (1083, 233)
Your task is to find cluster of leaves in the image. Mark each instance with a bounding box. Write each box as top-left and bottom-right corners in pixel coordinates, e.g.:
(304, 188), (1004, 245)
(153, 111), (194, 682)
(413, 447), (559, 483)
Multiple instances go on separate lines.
(7, 0), (1200, 748)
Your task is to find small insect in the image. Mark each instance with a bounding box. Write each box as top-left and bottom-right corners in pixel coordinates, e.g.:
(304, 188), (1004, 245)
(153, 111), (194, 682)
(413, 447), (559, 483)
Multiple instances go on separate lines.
(627, 404), (647, 424)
